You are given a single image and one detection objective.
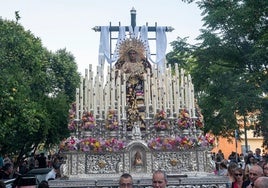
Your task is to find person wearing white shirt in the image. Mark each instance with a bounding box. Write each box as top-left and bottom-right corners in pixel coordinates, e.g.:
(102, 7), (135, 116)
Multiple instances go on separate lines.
(45, 163), (60, 181)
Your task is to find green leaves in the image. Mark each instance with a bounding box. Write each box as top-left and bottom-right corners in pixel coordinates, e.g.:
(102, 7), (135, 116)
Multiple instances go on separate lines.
(0, 17), (80, 165)
(169, 0), (268, 145)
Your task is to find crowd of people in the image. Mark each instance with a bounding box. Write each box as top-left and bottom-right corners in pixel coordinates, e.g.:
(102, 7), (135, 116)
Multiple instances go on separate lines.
(212, 148), (268, 188)
(0, 152), (63, 188)
(1, 148), (268, 187)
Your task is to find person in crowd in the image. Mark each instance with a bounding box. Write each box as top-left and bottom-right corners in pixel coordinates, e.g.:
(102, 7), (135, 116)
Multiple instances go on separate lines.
(0, 155), (3, 170)
(229, 152), (240, 163)
(12, 175), (36, 188)
(254, 177), (268, 188)
(119, 173), (133, 188)
(244, 151), (253, 165)
(254, 148), (262, 162)
(262, 162), (268, 177)
(45, 162), (61, 181)
(38, 180), (49, 188)
(27, 153), (35, 170)
(152, 170), (167, 188)
(231, 167), (250, 188)
(0, 180), (5, 188)
(0, 163), (14, 180)
(215, 150), (224, 172)
(218, 162), (228, 176)
(3, 155), (11, 166)
(227, 162), (239, 183)
(245, 165), (264, 188)
(244, 155), (257, 178)
(18, 161), (28, 175)
(37, 153), (47, 168)
(239, 153), (245, 169)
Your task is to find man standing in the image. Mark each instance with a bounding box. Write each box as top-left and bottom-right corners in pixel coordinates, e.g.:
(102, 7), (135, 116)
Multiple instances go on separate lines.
(246, 165), (264, 188)
(119, 173), (133, 188)
(254, 177), (268, 188)
(254, 148), (262, 162)
(152, 170), (167, 188)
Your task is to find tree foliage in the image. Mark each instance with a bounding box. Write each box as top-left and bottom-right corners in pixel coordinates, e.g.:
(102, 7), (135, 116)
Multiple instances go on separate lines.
(170, 0), (268, 147)
(0, 17), (80, 165)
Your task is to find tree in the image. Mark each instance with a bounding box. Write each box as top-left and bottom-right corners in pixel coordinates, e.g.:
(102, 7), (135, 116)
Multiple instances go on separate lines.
(169, 0), (268, 146)
(0, 17), (80, 167)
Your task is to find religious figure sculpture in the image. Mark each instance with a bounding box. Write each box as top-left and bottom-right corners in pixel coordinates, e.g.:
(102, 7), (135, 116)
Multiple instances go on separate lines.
(132, 122), (141, 140)
(133, 150), (143, 166)
(114, 38), (152, 131)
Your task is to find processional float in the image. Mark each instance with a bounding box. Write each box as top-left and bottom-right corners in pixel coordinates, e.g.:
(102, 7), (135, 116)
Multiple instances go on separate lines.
(59, 9), (222, 184)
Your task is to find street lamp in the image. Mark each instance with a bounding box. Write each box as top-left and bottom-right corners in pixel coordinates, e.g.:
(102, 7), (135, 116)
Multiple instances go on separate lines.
(243, 115), (249, 153)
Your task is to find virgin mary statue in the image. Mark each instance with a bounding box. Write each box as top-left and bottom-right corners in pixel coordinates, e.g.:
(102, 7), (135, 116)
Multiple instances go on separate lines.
(114, 38), (152, 131)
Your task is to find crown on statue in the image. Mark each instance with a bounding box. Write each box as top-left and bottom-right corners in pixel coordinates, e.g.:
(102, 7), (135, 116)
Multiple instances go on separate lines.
(117, 38), (147, 60)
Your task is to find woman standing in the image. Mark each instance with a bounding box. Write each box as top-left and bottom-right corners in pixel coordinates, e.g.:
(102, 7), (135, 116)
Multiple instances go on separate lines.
(263, 162), (268, 177)
(231, 167), (249, 188)
(244, 155), (257, 178)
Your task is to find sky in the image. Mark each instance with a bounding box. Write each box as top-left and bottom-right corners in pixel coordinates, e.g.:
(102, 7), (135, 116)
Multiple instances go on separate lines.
(0, 0), (203, 74)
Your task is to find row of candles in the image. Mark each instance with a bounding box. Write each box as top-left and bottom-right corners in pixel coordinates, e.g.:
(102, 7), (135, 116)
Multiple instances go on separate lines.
(75, 63), (196, 122)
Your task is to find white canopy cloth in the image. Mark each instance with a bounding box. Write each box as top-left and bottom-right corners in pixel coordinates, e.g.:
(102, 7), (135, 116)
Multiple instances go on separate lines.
(98, 26), (167, 68)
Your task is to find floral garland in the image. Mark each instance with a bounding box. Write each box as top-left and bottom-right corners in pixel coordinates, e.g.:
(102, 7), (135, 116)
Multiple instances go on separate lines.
(79, 137), (126, 153)
(59, 134), (214, 153)
(153, 110), (169, 131)
(68, 102), (77, 131)
(59, 136), (79, 151)
(147, 134), (215, 151)
(177, 109), (193, 129)
(81, 111), (96, 130)
(105, 109), (119, 131)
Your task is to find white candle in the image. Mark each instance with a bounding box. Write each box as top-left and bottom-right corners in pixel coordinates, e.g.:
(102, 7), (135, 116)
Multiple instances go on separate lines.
(75, 88), (79, 119)
(80, 76), (84, 119)
(180, 69), (185, 108)
(104, 83), (108, 119)
(122, 73), (126, 119)
(111, 68), (115, 109)
(144, 73), (149, 116)
(116, 71), (121, 124)
(84, 69), (89, 111)
(89, 64), (93, 111)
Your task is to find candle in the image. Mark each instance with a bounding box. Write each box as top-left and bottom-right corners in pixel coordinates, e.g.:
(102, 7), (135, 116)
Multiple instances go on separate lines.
(80, 76), (84, 119)
(116, 70), (121, 124)
(122, 73), (126, 119)
(89, 64), (93, 111)
(75, 88), (79, 119)
(111, 68), (115, 109)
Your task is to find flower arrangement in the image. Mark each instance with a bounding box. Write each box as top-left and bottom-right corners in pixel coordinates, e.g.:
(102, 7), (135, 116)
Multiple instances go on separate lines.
(59, 136), (79, 151)
(105, 109), (119, 131)
(177, 109), (193, 129)
(153, 110), (169, 131)
(195, 118), (204, 129)
(147, 135), (214, 151)
(68, 102), (77, 131)
(79, 137), (126, 153)
(81, 111), (96, 130)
